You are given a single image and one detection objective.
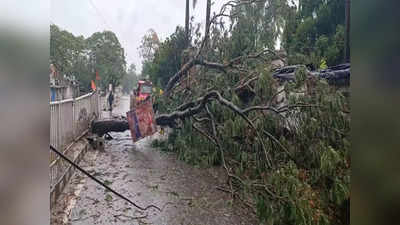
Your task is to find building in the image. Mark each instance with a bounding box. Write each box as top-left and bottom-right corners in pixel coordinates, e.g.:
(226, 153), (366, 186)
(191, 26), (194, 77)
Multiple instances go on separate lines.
(49, 64), (80, 101)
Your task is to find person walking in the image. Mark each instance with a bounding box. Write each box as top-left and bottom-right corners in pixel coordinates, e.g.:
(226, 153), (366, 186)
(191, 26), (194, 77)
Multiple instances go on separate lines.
(108, 90), (114, 113)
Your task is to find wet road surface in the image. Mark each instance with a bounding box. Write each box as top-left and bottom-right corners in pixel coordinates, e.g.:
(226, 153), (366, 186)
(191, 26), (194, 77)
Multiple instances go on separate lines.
(51, 96), (257, 225)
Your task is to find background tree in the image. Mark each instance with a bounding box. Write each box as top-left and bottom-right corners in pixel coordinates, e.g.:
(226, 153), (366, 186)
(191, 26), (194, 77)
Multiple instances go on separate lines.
(50, 25), (127, 92)
(86, 31), (127, 90)
(282, 0), (346, 67)
(50, 24), (86, 76)
(142, 26), (186, 88)
(219, 0), (290, 59)
(121, 63), (138, 94)
(50, 24), (92, 92)
(138, 29), (160, 63)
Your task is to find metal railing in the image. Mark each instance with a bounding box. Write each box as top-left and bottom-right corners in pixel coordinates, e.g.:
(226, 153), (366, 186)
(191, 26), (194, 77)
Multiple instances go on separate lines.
(50, 91), (101, 188)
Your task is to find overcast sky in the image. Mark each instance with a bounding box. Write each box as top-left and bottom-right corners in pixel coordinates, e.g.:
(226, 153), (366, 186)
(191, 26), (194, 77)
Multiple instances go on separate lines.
(51, 0), (229, 72)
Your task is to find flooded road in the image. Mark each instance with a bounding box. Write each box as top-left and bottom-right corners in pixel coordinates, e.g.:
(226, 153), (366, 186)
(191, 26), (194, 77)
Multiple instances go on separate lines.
(51, 96), (257, 225)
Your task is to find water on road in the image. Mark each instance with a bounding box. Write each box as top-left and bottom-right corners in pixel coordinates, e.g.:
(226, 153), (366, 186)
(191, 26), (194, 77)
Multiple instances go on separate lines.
(51, 96), (257, 225)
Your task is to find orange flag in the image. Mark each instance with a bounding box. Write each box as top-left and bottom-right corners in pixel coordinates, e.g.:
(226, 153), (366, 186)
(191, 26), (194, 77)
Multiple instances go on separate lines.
(91, 80), (96, 91)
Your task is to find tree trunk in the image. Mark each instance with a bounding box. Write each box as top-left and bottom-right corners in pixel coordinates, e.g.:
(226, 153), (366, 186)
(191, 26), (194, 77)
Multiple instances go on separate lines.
(91, 119), (129, 137)
(185, 0), (190, 47)
(344, 0), (350, 62)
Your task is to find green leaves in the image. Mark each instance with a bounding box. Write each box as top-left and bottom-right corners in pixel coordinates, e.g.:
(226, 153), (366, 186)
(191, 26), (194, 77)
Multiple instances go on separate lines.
(226, 0), (290, 58)
(283, 0), (346, 66)
(294, 66), (308, 88)
(50, 25), (127, 92)
(86, 31), (126, 90)
(147, 1), (350, 224)
(121, 64), (138, 94)
(143, 26), (186, 88)
(330, 177), (349, 205)
(320, 146), (341, 176)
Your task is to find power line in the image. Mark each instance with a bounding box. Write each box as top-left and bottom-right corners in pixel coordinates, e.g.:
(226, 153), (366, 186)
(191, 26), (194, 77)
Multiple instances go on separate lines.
(88, 0), (111, 31)
(50, 145), (161, 211)
(86, 0), (135, 71)
(86, 0), (134, 67)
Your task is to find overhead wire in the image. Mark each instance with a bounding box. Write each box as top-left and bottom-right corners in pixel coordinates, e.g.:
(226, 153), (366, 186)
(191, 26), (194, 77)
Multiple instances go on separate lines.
(50, 145), (161, 211)
(88, 0), (112, 31)
(87, 0), (134, 69)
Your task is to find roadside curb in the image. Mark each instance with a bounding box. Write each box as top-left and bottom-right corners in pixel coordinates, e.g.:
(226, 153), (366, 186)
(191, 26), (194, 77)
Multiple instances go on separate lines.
(50, 138), (90, 208)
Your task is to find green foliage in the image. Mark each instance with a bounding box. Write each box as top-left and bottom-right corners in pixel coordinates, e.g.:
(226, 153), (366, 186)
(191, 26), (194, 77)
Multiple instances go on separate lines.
(294, 66), (308, 88)
(283, 0), (346, 67)
(149, 1), (350, 224)
(50, 24), (92, 91)
(170, 120), (221, 167)
(319, 59), (328, 70)
(121, 64), (138, 94)
(226, 0), (289, 58)
(142, 26), (186, 88)
(257, 161), (325, 225)
(50, 24), (86, 74)
(86, 30), (127, 90)
(50, 24), (127, 92)
(154, 74), (350, 224)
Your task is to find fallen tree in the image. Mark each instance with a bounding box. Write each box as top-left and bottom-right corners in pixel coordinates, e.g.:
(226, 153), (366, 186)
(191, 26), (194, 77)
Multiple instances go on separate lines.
(272, 63), (350, 86)
(149, 1), (350, 223)
(153, 65), (350, 225)
(91, 1), (351, 224)
(91, 119), (129, 137)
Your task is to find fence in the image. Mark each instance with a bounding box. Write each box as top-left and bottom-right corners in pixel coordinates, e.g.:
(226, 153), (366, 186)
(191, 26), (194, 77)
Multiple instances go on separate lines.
(50, 91), (101, 189)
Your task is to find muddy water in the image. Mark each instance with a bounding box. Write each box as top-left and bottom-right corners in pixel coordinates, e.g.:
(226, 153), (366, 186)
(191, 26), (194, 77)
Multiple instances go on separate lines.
(51, 96), (257, 225)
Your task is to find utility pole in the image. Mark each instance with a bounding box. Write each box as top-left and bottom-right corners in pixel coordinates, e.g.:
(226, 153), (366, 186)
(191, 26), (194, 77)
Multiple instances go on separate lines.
(205, 0), (211, 38)
(185, 0), (190, 48)
(344, 0), (350, 63)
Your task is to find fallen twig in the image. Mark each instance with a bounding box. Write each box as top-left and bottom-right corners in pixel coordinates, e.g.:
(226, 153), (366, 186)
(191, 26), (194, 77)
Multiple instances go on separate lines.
(113, 213), (148, 220)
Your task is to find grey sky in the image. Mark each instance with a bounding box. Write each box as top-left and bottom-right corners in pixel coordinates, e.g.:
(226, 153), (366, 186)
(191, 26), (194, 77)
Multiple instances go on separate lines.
(51, 0), (229, 72)
(0, 0), (48, 33)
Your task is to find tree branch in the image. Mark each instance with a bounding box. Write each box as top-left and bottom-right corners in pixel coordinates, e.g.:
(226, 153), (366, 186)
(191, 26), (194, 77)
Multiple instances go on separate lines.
(156, 90), (272, 167)
(164, 42), (278, 94)
(192, 123), (218, 146)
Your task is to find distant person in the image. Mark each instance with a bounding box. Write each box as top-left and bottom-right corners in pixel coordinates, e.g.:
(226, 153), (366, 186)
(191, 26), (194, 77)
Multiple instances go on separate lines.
(108, 90), (114, 112)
